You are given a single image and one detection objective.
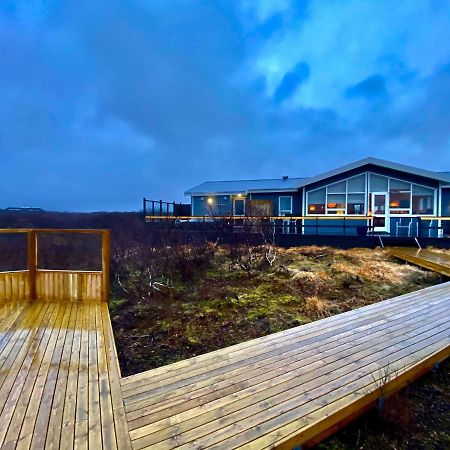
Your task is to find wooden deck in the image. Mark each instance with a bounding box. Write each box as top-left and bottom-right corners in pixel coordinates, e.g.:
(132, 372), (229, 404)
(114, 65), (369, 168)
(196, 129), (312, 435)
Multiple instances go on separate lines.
(121, 282), (450, 449)
(387, 247), (450, 277)
(0, 301), (131, 450)
(0, 229), (449, 449)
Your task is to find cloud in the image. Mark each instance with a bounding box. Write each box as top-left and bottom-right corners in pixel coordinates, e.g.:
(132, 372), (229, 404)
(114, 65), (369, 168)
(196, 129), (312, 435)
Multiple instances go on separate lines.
(273, 62), (310, 103)
(0, 0), (450, 211)
(345, 75), (387, 100)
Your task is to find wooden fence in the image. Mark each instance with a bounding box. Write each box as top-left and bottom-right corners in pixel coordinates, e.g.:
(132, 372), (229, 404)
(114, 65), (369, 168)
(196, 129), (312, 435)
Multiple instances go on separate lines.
(0, 229), (110, 303)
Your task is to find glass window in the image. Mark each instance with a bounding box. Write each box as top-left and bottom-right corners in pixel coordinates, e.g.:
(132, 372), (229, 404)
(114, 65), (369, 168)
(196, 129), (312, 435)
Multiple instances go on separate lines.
(347, 193), (365, 214)
(370, 174), (388, 192)
(389, 179), (411, 214)
(279, 196), (293, 215)
(347, 175), (365, 193)
(412, 185), (434, 214)
(327, 194), (346, 213)
(308, 188), (325, 214)
(327, 181), (346, 193)
(390, 179), (410, 191)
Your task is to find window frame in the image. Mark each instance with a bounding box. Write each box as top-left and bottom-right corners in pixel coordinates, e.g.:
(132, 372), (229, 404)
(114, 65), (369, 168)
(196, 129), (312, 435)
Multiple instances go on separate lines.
(306, 173), (367, 216)
(278, 196), (293, 216)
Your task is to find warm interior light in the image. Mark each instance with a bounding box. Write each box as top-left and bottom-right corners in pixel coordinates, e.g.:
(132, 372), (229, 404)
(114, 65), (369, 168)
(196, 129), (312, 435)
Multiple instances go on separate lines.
(207, 197), (213, 205)
(390, 201), (399, 207)
(327, 203), (337, 208)
(309, 205), (316, 212)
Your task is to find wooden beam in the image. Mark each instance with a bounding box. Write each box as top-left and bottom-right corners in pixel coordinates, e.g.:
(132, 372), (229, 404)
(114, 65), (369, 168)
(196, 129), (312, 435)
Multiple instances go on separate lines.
(101, 230), (111, 303)
(28, 230), (37, 300)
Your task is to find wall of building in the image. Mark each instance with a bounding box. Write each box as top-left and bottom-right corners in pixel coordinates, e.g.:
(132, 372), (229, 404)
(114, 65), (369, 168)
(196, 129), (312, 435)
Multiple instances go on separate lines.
(191, 192), (302, 216)
(192, 195), (231, 216)
(249, 192), (302, 216)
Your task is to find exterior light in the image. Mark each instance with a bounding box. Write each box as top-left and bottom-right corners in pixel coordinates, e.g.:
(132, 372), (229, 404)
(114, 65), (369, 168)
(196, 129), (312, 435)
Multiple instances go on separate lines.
(207, 197), (213, 205)
(237, 193), (242, 197)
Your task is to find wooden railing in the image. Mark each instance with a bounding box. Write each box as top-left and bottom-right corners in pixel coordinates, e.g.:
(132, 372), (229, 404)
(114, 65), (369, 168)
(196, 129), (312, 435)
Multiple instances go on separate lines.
(0, 229), (110, 303)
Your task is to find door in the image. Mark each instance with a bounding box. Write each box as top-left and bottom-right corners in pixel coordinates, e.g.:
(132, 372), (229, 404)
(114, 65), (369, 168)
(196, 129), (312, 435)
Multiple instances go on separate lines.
(233, 198), (245, 216)
(371, 192), (389, 232)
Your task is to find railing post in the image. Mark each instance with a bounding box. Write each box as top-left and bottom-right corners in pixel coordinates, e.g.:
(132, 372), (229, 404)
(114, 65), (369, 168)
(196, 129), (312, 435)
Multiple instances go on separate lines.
(101, 230), (111, 303)
(28, 230), (37, 300)
(143, 197), (147, 217)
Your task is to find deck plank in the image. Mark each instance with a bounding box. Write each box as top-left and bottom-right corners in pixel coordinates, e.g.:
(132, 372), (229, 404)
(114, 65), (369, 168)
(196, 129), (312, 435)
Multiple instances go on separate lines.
(387, 247), (450, 277)
(0, 281), (448, 449)
(122, 282), (450, 450)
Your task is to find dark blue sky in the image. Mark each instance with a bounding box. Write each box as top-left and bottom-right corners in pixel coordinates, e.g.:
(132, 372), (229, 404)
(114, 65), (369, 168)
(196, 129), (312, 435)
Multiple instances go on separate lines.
(1, 1), (450, 211)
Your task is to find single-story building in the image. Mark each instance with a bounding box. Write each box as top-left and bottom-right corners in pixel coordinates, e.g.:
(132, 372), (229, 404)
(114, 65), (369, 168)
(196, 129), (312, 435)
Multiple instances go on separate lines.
(184, 157), (450, 237)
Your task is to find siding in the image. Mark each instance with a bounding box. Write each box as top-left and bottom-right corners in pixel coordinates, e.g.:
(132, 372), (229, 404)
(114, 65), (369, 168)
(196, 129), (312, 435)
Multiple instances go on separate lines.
(249, 192), (302, 216)
(192, 195), (232, 216)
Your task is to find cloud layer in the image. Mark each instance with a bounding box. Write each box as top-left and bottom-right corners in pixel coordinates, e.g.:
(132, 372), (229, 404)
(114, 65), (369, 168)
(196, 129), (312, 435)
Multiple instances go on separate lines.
(1, 0), (450, 211)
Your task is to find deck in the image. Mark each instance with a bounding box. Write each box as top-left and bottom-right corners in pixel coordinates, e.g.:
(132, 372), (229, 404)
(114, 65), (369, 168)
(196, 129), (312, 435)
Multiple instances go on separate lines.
(387, 247), (450, 277)
(0, 301), (131, 450)
(0, 229), (449, 449)
(120, 282), (450, 449)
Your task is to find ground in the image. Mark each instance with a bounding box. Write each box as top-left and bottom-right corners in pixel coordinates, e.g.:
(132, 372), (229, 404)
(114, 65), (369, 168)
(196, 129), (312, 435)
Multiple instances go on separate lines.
(109, 244), (449, 449)
(110, 245), (441, 375)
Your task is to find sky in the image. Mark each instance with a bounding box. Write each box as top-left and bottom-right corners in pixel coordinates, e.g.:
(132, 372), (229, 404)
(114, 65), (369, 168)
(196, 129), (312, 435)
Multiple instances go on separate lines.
(1, 0), (450, 211)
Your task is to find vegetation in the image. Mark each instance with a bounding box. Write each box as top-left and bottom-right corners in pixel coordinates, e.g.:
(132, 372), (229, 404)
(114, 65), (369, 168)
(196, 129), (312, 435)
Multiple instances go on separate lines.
(108, 242), (440, 375)
(1, 210), (448, 449)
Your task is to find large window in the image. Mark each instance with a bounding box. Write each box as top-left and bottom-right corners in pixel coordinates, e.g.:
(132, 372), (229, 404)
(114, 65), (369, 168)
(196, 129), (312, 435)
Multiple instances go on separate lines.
(307, 172), (436, 216)
(307, 174), (366, 215)
(369, 174), (436, 215)
(307, 188), (325, 214)
(412, 185), (434, 214)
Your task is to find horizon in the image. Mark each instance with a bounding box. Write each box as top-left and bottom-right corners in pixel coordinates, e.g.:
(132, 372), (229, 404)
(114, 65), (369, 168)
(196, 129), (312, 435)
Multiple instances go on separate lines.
(2, 1), (450, 212)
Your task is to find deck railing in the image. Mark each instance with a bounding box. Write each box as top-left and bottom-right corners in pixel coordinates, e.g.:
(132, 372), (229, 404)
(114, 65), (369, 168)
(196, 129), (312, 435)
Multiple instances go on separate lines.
(0, 229), (110, 303)
(144, 214), (450, 237)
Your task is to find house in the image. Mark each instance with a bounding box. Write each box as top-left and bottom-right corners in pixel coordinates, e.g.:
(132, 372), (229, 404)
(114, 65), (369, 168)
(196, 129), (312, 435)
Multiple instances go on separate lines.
(184, 157), (450, 237)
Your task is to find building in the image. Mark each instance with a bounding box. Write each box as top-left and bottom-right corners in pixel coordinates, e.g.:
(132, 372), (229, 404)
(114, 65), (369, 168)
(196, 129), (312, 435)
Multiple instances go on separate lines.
(184, 157), (450, 236)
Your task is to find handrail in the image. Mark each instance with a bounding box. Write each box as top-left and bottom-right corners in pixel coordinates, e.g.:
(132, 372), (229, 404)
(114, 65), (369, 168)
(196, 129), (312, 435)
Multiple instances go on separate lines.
(0, 228), (110, 302)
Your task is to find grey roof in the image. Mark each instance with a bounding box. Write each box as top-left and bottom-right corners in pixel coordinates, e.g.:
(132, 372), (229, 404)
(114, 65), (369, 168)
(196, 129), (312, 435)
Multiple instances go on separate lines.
(300, 157), (450, 187)
(184, 178), (306, 195)
(185, 157), (450, 195)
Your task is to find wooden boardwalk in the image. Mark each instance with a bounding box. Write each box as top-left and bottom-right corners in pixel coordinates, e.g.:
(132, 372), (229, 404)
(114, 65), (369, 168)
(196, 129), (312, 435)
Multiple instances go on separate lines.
(121, 282), (450, 449)
(0, 229), (449, 449)
(387, 247), (450, 277)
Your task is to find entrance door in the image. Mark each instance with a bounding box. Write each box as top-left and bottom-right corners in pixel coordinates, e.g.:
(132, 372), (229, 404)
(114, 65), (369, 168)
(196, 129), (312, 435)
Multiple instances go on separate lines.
(233, 198), (245, 216)
(371, 193), (389, 233)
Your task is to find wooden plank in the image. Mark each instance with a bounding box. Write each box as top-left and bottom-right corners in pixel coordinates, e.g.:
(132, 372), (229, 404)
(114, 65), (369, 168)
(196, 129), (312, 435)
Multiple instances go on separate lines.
(59, 301), (84, 450)
(121, 283), (449, 397)
(44, 303), (80, 450)
(100, 303), (132, 450)
(28, 231), (37, 300)
(128, 315), (450, 449)
(73, 304), (90, 450)
(0, 303), (60, 447)
(29, 303), (76, 450)
(241, 343), (450, 450)
(125, 300), (449, 432)
(387, 247), (450, 277)
(3, 303), (71, 448)
(101, 230), (110, 303)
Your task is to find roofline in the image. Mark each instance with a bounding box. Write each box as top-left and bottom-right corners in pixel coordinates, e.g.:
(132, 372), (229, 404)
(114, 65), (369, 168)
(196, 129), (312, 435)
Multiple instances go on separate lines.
(300, 157), (450, 188)
(185, 188), (299, 196)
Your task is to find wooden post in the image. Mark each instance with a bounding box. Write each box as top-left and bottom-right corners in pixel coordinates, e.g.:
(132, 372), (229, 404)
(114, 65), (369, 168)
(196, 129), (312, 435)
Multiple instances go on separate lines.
(101, 230), (111, 303)
(28, 230), (37, 300)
